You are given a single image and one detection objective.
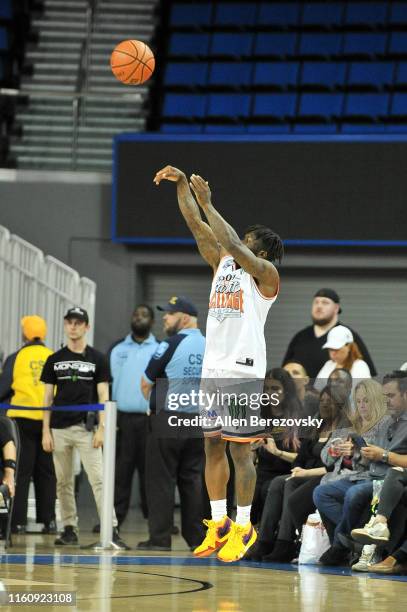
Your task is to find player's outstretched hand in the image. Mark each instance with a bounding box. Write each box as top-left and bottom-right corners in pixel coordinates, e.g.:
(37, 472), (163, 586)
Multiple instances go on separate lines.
(190, 174), (211, 208)
(153, 165), (186, 185)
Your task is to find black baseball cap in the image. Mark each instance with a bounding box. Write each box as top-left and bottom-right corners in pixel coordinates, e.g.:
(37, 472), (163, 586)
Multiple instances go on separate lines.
(64, 307), (89, 323)
(157, 296), (198, 317)
(314, 288), (342, 314)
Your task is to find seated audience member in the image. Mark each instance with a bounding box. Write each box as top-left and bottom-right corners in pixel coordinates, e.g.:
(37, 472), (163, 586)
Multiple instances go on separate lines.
(251, 369), (301, 525)
(328, 368), (353, 396)
(314, 326), (371, 392)
(0, 417), (17, 500)
(282, 288), (376, 379)
(247, 385), (351, 562)
(351, 466), (407, 574)
(283, 362), (319, 419)
(313, 371), (407, 566)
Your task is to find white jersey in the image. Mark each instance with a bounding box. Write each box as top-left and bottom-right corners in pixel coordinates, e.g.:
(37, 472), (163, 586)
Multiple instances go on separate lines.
(202, 255), (278, 378)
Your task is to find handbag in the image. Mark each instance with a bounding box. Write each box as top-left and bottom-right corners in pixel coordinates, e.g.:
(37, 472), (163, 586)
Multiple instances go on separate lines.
(298, 511), (331, 564)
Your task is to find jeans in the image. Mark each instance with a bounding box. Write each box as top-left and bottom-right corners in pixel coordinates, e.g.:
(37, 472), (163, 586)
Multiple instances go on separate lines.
(313, 479), (373, 545)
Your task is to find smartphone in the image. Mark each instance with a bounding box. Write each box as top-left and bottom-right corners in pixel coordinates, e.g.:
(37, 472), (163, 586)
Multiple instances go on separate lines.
(349, 434), (367, 448)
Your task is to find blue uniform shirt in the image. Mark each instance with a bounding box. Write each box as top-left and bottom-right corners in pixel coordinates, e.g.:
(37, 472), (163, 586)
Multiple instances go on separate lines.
(110, 333), (158, 413)
(144, 328), (205, 414)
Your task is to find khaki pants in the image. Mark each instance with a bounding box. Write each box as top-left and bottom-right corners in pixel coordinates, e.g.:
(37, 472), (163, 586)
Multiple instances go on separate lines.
(52, 423), (117, 528)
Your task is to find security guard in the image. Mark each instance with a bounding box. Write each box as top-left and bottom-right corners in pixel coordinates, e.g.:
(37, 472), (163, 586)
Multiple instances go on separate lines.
(138, 296), (205, 551)
(0, 316), (56, 533)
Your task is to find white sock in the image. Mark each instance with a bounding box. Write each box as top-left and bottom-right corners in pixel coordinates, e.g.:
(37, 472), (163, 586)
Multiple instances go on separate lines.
(235, 505), (251, 526)
(210, 499), (227, 522)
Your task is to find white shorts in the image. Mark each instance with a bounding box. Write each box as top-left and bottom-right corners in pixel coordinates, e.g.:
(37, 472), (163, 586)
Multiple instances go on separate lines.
(199, 368), (266, 442)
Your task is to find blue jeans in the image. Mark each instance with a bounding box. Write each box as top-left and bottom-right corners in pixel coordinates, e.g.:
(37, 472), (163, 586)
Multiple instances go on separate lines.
(313, 479), (373, 545)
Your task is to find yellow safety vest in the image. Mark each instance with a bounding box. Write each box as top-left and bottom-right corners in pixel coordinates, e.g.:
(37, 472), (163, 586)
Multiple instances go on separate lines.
(7, 343), (53, 420)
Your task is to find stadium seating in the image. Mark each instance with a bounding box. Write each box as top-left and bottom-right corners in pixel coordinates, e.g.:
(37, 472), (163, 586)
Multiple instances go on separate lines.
(160, 1), (407, 134)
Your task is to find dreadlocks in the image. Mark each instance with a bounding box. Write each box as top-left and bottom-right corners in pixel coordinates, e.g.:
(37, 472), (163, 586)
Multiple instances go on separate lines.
(245, 224), (284, 264)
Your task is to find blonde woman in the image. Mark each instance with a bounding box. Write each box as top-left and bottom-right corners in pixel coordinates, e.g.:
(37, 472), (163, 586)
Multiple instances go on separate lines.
(351, 379), (388, 436)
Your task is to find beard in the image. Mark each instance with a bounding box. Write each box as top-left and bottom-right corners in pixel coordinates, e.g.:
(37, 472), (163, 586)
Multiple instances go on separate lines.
(312, 315), (335, 327)
(131, 322), (150, 337)
(165, 323), (180, 337)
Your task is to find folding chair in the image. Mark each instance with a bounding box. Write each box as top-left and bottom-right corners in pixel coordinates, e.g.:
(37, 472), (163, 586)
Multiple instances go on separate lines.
(0, 416), (20, 549)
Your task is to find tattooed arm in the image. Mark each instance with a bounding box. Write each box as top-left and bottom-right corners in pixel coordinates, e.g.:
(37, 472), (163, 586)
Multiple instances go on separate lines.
(153, 165), (221, 271)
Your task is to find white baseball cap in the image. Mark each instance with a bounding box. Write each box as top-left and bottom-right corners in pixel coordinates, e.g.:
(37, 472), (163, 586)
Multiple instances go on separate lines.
(323, 325), (354, 350)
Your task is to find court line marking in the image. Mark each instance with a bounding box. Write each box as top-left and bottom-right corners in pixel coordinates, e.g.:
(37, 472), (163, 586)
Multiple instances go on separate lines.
(1, 554), (406, 583)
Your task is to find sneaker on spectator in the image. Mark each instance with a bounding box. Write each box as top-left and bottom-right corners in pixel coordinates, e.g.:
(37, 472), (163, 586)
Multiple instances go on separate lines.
(368, 555), (407, 574)
(112, 527), (131, 551)
(351, 517), (390, 545)
(54, 526), (78, 546)
(352, 544), (378, 572)
(137, 539), (171, 551)
(262, 540), (298, 563)
(319, 545), (349, 566)
(42, 520), (57, 535)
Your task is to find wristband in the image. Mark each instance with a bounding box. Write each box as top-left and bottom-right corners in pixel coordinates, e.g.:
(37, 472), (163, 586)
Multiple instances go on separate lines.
(3, 459), (16, 470)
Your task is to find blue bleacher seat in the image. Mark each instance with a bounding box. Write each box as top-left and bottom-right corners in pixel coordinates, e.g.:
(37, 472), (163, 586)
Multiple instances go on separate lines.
(209, 62), (252, 86)
(0, 0), (12, 20)
(302, 62), (346, 88)
(207, 93), (251, 118)
(170, 3), (212, 26)
(391, 93), (407, 115)
(163, 93), (207, 118)
(302, 3), (343, 27)
(204, 124), (247, 133)
(345, 3), (388, 26)
(0, 27), (9, 50)
(341, 123), (387, 134)
(343, 33), (387, 56)
(345, 93), (389, 117)
(293, 123), (338, 133)
(164, 63), (208, 86)
(390, 3), (407, 25)
(210, 33), (253, 57)
(161, 124), (203, 133)
(247, 124), (291, 134)
(169, 33), (210, 56)
(299, 93), (344, 118)
(389, 33), (407, 56)
(396, 62), (407, 85)
(348, 62), (394, 88)
(215, 3), (256, 26)
(299, 33), (342, 56)
(255, 33), (297, 57)
(253, 93), (297, 118)
(257, 3), (299, 27)
(254, 62), (299, 87)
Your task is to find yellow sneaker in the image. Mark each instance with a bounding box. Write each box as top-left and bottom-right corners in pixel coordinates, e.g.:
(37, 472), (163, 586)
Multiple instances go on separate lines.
(193, 516), (232, 558)
(217, 522), (257, 563)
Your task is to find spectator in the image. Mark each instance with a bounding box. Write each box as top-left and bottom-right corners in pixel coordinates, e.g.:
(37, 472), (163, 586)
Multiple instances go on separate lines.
(328, 368), (353, 396)
(283, 289), (376, 378)
(41, 307), (128, 549)
(251, 368), (301, 525)
(247, 384), (350, 562)
(0, 316), (56, 534)
(137, 297), (206, 551)
(110, 305), (158, 527)
(351, 466), (407, 574)
(314, 326), (371, 392)
(313, 371), (407, 566)
(283, 361), (319, 419)
(0, 416), (17, 500)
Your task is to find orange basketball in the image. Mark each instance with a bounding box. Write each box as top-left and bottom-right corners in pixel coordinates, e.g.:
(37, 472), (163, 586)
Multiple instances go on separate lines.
(110, 40), (155, 85)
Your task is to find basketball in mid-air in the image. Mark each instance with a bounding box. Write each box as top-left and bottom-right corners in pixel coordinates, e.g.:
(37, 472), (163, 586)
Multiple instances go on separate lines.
(110, 40), (155, 85)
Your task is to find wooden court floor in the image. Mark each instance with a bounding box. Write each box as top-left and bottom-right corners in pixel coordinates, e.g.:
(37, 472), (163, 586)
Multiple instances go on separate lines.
(0, 531), (406, 612)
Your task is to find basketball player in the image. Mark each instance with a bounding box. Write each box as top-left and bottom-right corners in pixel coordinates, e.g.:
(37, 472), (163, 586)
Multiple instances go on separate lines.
(153, 166), (283, 562)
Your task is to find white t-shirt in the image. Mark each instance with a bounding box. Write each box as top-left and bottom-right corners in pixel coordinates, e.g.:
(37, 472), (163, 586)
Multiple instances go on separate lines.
(202, 255), (278, 378)
(314, 359), (371, 392)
